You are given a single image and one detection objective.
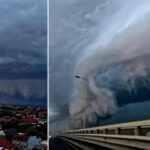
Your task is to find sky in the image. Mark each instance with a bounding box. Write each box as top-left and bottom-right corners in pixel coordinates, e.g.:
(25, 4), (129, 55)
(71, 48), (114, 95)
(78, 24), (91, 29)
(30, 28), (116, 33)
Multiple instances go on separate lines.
(0, 0), (47, 106)
(50, 0), (150, 134)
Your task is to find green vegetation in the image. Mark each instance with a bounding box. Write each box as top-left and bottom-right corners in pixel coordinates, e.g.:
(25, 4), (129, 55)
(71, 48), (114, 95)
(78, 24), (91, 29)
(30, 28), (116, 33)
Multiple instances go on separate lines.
(16, 122), (31, 133)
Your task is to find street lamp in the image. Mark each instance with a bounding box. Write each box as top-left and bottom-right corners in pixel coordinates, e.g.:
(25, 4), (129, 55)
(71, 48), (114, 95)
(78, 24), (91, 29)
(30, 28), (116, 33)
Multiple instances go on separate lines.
(75, 75), (88, 129)
(75, 75), (88, 81)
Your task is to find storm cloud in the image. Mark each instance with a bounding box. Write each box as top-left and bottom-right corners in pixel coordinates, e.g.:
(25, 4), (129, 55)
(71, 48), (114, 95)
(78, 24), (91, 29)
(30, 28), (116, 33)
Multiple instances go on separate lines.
(0, 0), (47, 78)
(50, 0), (150, 133)
(0, 0), (47, 104)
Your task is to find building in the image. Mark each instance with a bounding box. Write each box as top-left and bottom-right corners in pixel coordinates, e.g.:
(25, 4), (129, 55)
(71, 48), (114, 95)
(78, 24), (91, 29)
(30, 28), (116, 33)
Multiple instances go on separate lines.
(27, 136), (42, 150)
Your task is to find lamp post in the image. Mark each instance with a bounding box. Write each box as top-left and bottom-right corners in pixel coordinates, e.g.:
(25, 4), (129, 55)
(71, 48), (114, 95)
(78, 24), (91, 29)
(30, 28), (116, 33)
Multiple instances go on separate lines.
(75, 75), (88, 129)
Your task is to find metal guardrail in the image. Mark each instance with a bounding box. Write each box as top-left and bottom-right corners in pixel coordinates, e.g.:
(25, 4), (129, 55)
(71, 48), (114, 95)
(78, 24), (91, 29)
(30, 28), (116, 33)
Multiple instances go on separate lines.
(61, 120), (150, 150)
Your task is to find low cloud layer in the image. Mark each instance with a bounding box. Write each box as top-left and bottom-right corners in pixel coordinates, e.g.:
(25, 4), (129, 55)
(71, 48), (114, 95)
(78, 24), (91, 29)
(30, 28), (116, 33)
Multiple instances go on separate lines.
(0, 79), (47, 107)
(0, 80), (46, 99)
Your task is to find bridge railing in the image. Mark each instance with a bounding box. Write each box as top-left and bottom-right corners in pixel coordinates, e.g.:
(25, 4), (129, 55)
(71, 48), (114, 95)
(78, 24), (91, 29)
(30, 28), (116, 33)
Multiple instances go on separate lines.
(64, 119), (150, 136)
(61, 120), (150, 150)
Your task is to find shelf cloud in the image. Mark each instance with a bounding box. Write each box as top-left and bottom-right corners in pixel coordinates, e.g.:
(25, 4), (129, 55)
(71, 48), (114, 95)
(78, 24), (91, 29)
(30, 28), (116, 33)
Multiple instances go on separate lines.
(50, 0), (150, 133)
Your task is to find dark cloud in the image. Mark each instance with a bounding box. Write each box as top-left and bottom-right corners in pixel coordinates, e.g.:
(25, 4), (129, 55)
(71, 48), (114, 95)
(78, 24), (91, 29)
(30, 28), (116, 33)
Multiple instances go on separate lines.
(0, 0), (47, 105)
(0, 0), (47, 79)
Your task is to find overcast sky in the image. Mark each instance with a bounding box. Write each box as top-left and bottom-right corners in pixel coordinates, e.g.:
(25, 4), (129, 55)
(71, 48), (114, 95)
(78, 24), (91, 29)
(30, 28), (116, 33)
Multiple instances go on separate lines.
(50, 0), (150, 133)
(0, 0), (47, 106)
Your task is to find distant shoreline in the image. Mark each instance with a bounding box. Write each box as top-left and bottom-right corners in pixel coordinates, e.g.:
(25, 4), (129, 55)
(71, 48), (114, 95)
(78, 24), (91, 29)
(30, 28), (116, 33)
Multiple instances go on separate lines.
(0, 102), (47, 108)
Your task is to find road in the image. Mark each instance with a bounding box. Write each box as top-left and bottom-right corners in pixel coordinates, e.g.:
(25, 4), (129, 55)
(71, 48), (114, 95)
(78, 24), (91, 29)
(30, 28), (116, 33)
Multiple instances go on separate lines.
(49, 137), (72, 150)
(49, 137), (112, 150)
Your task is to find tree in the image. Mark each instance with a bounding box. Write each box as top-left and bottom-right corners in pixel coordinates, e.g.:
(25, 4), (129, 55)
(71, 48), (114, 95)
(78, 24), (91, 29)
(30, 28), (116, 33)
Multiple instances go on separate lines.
(16, 122), (31, 133)
(26, 127), (39, 136)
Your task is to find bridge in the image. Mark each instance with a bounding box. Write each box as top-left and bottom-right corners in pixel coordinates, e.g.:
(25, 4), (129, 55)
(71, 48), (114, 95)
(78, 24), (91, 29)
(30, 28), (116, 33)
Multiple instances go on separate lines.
(50, 119), (150, 150)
